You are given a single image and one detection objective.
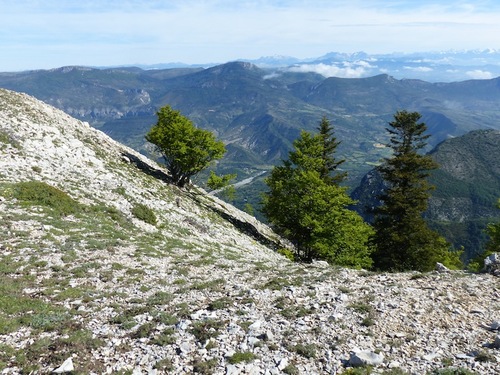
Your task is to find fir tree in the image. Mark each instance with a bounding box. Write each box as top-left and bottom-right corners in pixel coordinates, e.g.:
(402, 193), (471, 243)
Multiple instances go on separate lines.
(317, 116), (347, 184)
(262, 120), (372, 268)
(371, 110), (453, 271)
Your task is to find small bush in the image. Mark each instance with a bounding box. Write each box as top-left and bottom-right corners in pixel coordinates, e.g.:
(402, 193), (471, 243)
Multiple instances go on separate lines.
(13, 180), (80, 215)
(474, 350), (496, 363)
(290, 343), (317, 359)
(283, 364), (300, 375)
(430, 367), (477, 375)
(193, 358), (218, 374)
(190, 319), (225, 343)
(278, 248), (295, 261)
(207, 297), (232, 311)
(227, 351), (257, 364)
(131, 202), (157, 225)
(130, 322), (155, 339)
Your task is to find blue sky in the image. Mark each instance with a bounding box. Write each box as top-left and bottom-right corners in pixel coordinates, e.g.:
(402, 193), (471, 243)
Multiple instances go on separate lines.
(1, 0), (500, 71)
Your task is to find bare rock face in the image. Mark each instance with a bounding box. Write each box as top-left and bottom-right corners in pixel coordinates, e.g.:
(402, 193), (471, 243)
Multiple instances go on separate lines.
(0, 88), (499, 374)
(484, 253), (500, 276)
(349, 350), (384, 367)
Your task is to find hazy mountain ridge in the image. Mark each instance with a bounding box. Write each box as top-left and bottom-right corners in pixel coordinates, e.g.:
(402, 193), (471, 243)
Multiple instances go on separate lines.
(1, 89), (499, 374)
(111, 49), (500, 82)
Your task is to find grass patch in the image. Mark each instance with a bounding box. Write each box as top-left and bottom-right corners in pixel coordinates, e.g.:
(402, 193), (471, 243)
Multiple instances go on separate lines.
(190, 319), (225, 343)
(207, 297), (233, 311)
(289, 343), (317, 359)
(227, 351), (257, 364)
(12, 180), (81, 215)
(131, 202), (157, 225)
(192, 358), (218, 374)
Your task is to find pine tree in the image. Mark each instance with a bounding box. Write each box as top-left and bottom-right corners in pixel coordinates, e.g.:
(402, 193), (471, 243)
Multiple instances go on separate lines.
(485, 199), (500, 254)
(262, 121), (373, 268)
(371, 110), (452, 271)
(317, 116), (347, 184)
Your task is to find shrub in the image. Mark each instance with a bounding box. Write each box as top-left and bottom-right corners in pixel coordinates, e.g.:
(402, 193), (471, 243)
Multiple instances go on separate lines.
(290, 343), (317, 359)
(190, 319), (225, 343)
(227, 351), (257, 364)
(277, 248), (295, 261)
(12, 180), (80, 215)
(131, 202), (157, 225)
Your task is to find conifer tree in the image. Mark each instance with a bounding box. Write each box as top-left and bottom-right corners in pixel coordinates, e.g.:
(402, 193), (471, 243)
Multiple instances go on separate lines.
(317, 116), (347, 184)
(485, 199), (500, 254)
(371, 110), (452, 271)
(262, 120), (373, 268)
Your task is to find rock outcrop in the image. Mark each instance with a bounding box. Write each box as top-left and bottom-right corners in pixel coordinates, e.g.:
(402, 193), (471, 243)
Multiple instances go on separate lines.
(0, 89), (499, 374)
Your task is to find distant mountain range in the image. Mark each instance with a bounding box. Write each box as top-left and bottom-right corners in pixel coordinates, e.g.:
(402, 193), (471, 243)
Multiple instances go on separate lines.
(126, 49), (500, 83)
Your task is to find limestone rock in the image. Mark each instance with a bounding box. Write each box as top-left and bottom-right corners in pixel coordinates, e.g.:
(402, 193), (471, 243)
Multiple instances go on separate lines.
(52, 357), (74, 373)
(484, 253), (500, 276)
(349, 350), (384, 367)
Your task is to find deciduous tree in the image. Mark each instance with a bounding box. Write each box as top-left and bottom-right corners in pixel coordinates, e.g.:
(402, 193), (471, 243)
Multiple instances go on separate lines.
(146, 106), (226, 187)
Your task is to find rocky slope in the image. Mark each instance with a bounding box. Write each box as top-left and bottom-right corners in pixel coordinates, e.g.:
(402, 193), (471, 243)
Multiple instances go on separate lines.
(0, 88), (499, 374)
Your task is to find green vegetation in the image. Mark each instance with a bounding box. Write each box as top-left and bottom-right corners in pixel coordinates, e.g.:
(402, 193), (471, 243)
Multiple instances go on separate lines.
(262, 117), (373, 268)
(190, 319), (225, 343)
(227, 351), (258, 364)
(192, 358), (218, 374)
(146, 105), (226, 187)
(289, 343), (317, 359)
(131, 202), (157, 225)
(429, 368), (477, 375)
(485, 198), (500, 255)
(12, 180), (80, 215)
(207, 170), (237, 202)
(371, 111), (460, 272)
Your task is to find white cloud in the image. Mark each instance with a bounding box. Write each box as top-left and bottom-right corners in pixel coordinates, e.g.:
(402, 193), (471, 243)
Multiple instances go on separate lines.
(403, 66), (433, 72)
(466, 70), (493, 79)
(288, 62), (371, 78)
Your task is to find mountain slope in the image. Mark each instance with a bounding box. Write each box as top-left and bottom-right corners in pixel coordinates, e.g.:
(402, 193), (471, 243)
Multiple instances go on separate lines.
(0, 89), (499, 374)
(427, 129), (500, 256)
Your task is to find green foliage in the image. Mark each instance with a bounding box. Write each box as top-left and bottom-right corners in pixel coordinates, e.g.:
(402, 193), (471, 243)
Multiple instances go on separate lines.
(283, 364), (300, 375)
(146, 105), (226, 187)
(485, 198), (500, 254)
(262, 120), (373, 267)
(131, 202), (157, 225)
(205, 169), (238, 202)
(227, 351), (257, 364)
(243, 202), (255, 216)
(277, 248), (295, 261)
(429, 368), (477, 375)
(12, 180), (80, 215)
(371, 111), (456, 272)
(290, 343), (317, 359)
(468, 213), (499, 269)
(316, 116), (347, 184)
(190, 319), (225, 343)
(192, 358), (218, 374)
(207, 170), (236, 190)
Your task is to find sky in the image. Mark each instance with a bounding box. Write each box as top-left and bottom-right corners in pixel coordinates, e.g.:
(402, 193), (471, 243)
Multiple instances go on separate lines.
(1, 0), (500, 72)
